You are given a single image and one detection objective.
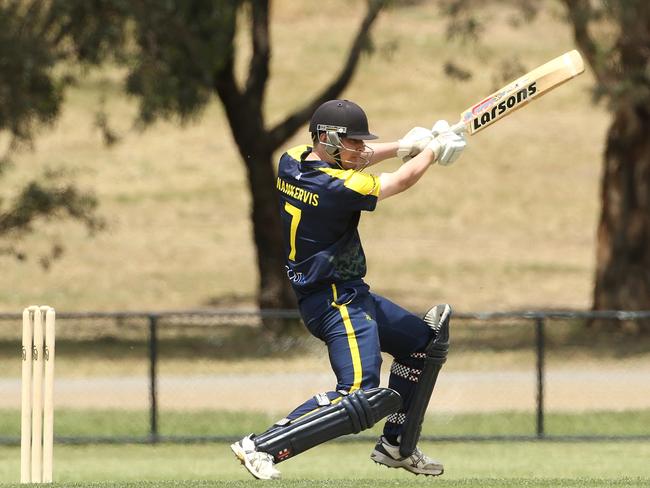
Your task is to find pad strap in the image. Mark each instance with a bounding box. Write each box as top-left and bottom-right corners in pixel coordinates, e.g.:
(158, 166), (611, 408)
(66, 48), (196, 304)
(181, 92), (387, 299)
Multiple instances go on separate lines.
(390, 360), (423, 383)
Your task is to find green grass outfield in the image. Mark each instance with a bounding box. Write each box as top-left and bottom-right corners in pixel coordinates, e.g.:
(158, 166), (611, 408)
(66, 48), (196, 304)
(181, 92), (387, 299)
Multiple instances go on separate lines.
(1, 441), (649, 487)
(1, 410), (649, 487)
(2, 409), (650, 438)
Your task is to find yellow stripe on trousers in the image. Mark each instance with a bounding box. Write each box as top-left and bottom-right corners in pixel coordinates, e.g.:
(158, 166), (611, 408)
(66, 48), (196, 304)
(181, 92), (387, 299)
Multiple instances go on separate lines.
(331, 284), (362, 392)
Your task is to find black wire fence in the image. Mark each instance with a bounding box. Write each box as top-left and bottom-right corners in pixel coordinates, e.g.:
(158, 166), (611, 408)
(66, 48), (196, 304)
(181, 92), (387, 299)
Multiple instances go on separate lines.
(1, 309), (649, 445)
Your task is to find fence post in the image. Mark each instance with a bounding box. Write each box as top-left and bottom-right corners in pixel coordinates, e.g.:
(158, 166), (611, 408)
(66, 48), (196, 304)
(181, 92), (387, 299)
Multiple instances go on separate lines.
(148, 314), (159, 443)
(535, 317), (545, 439)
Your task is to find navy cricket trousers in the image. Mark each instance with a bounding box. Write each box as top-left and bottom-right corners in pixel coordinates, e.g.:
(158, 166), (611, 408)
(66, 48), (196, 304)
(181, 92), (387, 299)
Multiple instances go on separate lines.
(287, 280), (436, 438)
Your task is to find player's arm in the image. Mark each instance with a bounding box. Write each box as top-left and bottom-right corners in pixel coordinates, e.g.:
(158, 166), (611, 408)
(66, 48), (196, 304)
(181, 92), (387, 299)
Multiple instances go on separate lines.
(366, 124), (443, 166)
(378, 148), (436, 200)
(378, 127), (467, 201)
(366, 141), (399, 166)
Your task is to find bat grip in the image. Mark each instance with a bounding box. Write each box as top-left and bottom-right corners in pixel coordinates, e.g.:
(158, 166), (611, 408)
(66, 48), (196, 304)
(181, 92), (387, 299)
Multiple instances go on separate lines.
(449, 120), (467, 135)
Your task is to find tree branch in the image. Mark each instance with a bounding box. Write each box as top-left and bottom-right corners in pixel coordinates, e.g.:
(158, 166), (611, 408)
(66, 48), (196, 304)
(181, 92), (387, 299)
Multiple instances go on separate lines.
(213, 6), (248, 139)
(245, 0), (270, 104)
(560, 0), (610, 89)
(0, 181), (102, 235)
(267, 0), (386, 150)
(215, 58), (245, 126)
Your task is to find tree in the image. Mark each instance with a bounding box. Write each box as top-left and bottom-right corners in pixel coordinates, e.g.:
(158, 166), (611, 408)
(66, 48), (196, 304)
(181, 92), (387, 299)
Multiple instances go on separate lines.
(561, 0), (650, 332)
(0, 1), (106, 267)
(3, 0), (387, 326)
(96, 0), (387, 325)
(443, 0), (650, 333)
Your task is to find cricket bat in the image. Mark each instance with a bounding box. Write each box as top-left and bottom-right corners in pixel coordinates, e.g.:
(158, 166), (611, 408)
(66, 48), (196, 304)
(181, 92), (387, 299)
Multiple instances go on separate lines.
(450, 50), (584, 135)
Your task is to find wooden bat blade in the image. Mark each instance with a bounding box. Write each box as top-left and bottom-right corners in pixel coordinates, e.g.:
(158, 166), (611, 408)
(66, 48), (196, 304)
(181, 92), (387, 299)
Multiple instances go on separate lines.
(451, 50), (585, 135)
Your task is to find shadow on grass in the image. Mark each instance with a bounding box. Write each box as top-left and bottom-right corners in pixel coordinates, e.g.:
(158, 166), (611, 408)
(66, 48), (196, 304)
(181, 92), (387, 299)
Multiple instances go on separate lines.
(0, 317), (648, 363)
(421, 317), (650, 361)
(0, 323), (319, 362)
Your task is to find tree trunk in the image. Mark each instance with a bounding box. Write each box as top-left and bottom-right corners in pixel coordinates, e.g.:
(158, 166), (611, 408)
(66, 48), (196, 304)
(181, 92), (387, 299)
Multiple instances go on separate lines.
(239, 145), (299, 334)
(214, 80), (298, 333)
(245, 151), (295, 303)
(592, 101), (650, 333)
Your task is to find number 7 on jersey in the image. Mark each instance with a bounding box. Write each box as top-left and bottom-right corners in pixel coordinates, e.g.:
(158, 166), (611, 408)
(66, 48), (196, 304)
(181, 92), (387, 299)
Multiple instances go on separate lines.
(284, 202), (302, 261)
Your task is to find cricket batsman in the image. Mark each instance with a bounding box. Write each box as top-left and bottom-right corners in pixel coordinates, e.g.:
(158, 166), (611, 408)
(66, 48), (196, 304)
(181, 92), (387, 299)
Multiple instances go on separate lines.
(231, 99), (466, 479)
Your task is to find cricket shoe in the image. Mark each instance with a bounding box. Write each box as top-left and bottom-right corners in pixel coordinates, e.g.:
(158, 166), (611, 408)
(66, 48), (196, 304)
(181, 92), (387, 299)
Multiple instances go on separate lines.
(370, 436), (444, 476)
(231, 434), (281, 480)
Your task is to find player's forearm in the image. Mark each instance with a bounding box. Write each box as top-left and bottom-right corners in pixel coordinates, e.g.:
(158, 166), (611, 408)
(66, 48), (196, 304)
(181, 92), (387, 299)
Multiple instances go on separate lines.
(393, 148), (436, 187)
(367, 142), (399, 166)
(378, 148), (436, 200)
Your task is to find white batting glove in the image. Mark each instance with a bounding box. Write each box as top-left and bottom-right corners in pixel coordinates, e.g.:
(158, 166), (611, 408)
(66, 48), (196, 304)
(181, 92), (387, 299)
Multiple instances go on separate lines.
(431, 119), (452, 137)
(397, 127), (433, 163)
(427, 127), (467, 166)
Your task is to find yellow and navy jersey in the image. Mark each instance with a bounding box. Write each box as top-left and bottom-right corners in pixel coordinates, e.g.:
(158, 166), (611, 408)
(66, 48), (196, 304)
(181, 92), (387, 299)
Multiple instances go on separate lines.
(277, 145), (380, 299)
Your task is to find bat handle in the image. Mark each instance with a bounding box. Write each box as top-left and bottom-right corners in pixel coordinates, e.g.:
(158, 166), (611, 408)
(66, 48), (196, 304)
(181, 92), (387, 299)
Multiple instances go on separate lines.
(449, 120), (467, 135)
